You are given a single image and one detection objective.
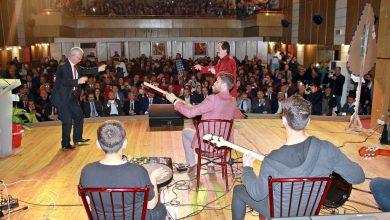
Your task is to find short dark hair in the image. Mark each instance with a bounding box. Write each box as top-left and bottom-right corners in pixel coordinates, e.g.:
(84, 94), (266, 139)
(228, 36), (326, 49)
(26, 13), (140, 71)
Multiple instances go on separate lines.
(282, 95), (311, 130)
(219, 41), (230, 54)
(97, 120), (126, 153)
(218, 73), (234, 91)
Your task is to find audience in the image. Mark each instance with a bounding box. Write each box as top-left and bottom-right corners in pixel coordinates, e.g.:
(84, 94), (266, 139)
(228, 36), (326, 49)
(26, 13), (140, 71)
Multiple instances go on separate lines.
(4, 48), (374, 122)
(40, 0), (279, 18)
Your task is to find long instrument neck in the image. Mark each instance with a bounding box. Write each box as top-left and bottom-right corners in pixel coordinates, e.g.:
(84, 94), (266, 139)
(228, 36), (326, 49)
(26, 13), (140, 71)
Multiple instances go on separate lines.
(221, 140), (265, 161)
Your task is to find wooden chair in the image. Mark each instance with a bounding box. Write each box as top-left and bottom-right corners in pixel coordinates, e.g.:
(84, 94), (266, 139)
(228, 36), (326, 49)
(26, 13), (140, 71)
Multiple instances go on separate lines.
(78, 185), (150, 220)
(263, 176), (333, 219)
(194, 119), (234, 191)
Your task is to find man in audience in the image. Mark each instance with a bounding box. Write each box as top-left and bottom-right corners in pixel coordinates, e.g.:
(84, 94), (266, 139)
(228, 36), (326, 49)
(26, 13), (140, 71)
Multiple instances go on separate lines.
(79, 120), (167, 219)
(252, 90), (271, 114)
(304, 83), (322, 115)
(104, 91), (123, 116)
(329, 67), (345, 112)
(36, 90), (54, 121)
(341, 96), (356, 116)
(112, 85), (125, 104)
(114, 57), (128, 77)
(82, 93), (103, 118)
(237, 92), (251, 114)
(123, 92), (140, 116)
(265, 86), (278, 114)
(180, 88), (195, 105)
(165, 73), (242, 174)
(231, 95), (365, 219)
(322, 87), (337, 116)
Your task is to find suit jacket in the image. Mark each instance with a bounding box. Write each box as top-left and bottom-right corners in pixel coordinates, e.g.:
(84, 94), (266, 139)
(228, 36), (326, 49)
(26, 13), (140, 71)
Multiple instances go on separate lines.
(36, 98), (54, 121)
(252, 98), (271, 114)
(138, 95), (162, 114)
(174, 91), (242, 150)
(17, 100), (29, 111)
(103, 99), (123, 116)
(341, 103), (355, 115)
(179, 95), (196, 105)
(265, 93), (278, 114)
(51, 60), (98, 108)
(304, 91), (323, 115)
(82, 100), (103, 118)
(123, 99), (141, 115)
(237, 98), (251, 113)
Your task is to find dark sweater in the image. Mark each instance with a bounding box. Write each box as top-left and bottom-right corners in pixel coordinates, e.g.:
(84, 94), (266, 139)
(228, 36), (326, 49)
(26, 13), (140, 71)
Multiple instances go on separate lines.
(242, 136), (365, 217)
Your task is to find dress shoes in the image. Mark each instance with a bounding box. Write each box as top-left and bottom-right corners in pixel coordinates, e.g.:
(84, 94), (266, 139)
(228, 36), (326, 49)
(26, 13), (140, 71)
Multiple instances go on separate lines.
(74, 138), (90, 145)
(62, 145), (75, 150)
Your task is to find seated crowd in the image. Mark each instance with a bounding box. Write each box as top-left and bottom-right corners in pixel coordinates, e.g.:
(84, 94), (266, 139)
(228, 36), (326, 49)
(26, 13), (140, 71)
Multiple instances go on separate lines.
(41, 0), (278, 17)
(2, 50), (373, 122)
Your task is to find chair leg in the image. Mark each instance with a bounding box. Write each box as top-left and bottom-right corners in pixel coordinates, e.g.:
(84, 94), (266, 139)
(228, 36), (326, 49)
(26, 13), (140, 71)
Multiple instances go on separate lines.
(196, 154), (201, 191)
(222, 154), (229, 191)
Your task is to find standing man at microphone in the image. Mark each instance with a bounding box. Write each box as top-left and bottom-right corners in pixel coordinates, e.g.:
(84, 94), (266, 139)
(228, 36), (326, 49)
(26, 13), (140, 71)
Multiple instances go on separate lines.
(194, 41), (238, 97)
(52, 47), (106, 150)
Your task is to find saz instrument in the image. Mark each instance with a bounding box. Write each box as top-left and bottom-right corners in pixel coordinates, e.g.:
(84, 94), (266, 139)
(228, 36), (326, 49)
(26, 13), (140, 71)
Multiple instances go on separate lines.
(143, 82), (192, 106)
(202, 134), (265, 161)
(203, 134), (353, 208)
(359, 146), (390, 159)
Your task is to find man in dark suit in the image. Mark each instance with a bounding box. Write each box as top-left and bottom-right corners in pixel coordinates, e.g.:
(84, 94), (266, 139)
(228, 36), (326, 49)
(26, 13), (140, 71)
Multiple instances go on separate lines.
(251, 91), (271, 114)
(180, 88), (196, 105)
(51, 47), (106, 150)
(264, 86), (278, 114)
(123, 92), (140, 116)
(82, 93), (103, 118)
(103, 91), (123, 116)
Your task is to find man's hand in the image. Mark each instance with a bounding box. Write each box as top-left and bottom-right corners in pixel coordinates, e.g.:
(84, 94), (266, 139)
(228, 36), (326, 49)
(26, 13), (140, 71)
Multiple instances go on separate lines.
(194, 64), (202, 70)
(98, 64), (107, 72)
(166, 93), (177, 104)
(150, 167), (169, 185)
(243, 154), (255, 168)
(209, 67), (216, 74)
(78, 76), (88, 84)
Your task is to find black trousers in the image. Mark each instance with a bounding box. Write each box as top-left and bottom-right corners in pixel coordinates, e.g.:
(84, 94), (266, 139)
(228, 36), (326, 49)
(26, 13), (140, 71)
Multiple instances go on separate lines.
(58, 97), (84, 147)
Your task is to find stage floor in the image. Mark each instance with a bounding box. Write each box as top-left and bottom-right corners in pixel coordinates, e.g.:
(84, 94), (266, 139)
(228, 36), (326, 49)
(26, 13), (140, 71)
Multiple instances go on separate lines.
(0, 118), (389, 219)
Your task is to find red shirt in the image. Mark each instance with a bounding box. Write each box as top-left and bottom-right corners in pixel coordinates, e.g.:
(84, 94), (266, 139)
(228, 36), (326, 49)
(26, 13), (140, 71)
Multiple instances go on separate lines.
(201, 55), (238, 97)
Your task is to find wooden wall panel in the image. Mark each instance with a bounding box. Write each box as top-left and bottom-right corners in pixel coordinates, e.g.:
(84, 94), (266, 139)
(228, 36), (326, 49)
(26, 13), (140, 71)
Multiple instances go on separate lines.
(345, 0), (381, 44)
(298, 0), (336, 45)
(0, 0), (18, 47)
(371, 0), (390, 128)
(280, 0), (293, 44)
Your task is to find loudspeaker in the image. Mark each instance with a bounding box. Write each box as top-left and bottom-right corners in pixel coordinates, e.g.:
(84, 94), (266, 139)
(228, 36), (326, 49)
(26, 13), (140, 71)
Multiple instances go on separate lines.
(313, 15), (323, 25)
(148, 104), (184, 127)
(281, 19), (290, 28)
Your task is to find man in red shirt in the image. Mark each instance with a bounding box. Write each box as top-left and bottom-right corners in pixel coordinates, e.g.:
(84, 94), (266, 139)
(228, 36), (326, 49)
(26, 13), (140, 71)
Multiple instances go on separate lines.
(194, 41), (238, 97)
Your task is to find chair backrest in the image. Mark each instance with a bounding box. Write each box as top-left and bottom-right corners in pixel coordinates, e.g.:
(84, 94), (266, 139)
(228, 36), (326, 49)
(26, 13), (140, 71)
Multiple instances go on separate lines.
(78, 185), (150, 220)
(268, 176), (333, 218)
(195, 119), (234, 157)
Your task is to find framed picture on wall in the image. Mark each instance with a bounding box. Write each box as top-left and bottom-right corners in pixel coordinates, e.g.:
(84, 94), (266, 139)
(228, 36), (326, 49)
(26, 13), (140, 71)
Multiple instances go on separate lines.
(152, 42), (166, 56)
(194, 43), (207, 56)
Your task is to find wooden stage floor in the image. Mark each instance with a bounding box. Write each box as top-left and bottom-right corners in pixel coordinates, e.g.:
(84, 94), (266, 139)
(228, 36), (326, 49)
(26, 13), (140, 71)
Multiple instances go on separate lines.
(0, 118), (389, 219)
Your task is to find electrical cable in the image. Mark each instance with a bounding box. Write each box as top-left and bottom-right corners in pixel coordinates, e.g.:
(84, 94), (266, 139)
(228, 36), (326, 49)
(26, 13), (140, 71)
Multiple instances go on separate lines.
(338, 125), (381, 148)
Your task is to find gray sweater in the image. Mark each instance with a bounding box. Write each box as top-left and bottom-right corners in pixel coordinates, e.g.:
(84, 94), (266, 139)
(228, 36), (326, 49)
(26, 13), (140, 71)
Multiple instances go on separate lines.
(242, 136), (365, 217)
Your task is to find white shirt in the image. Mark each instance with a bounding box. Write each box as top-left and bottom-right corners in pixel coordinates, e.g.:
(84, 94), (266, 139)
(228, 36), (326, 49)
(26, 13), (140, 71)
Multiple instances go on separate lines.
(109, 100), (119, 115)
(69, 60), (78, 79)
(184, 96), (191, 103)
(116, 62), (128, 77)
